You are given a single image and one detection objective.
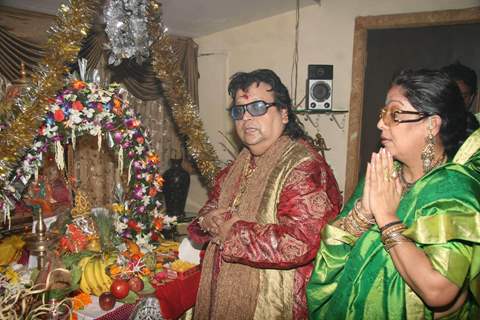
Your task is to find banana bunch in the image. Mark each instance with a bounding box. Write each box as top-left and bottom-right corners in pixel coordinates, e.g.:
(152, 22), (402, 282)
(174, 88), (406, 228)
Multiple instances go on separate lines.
(0, 235), (25, 266)
(156, 240), (179, 254)
(79, 256), (112, 296)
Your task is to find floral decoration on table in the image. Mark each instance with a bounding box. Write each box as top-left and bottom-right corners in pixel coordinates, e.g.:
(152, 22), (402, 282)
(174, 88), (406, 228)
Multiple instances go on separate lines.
(0, 0), (207, 315)
(0, 75), (193, 315)
(1, 78), (176, 247)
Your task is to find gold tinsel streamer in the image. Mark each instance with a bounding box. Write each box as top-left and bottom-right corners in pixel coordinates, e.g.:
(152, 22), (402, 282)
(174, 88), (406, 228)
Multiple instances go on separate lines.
(0, 0), (100, 184)
(147, 1), (221, 188)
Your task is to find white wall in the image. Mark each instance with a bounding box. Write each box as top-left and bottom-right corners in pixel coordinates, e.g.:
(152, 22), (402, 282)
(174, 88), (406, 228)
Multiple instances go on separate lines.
(186, 0), (479, 212)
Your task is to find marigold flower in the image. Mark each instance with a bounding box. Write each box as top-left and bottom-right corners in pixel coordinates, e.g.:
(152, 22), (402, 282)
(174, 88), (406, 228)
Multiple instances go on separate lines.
(147, 153), (159, 164)
(153, 217), (163, 230)
(72, 292), (92, 310)
(148, 187), (158, 197)
(72, 80), (86, 90)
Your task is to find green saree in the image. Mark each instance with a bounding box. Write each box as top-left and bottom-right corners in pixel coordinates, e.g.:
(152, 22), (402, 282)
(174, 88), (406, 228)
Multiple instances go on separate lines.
(307, 130), (480, 319)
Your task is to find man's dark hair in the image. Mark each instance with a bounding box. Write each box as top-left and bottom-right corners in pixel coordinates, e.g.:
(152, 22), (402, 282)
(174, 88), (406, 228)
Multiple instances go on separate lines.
(227, 69), (307, 140)
(441, 62), (478, 96)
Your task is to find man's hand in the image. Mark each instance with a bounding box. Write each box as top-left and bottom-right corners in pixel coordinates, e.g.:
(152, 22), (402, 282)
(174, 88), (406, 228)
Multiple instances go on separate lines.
(198, 208), (230, 236)
(218, 216), (241, 242)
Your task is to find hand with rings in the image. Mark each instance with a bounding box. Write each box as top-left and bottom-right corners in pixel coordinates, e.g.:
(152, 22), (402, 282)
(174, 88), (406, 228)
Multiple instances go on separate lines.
(198, 208), (230, 236)
(366, 148), (403, 227)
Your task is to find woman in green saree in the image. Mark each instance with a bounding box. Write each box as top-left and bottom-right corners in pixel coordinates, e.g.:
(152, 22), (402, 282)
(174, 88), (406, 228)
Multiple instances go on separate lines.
(307, 69), (480, 319)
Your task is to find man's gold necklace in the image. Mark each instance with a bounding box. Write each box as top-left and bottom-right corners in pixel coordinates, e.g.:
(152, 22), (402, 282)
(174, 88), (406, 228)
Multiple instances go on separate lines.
(231, 159), (256, 211)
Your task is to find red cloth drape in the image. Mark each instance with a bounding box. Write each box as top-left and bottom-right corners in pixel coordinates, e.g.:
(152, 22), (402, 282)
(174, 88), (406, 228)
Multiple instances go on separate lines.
(155, 271), (201, 319)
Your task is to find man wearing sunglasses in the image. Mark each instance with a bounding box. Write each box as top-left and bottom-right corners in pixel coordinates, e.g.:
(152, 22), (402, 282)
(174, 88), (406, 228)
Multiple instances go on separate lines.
(188, 69), (342, 320)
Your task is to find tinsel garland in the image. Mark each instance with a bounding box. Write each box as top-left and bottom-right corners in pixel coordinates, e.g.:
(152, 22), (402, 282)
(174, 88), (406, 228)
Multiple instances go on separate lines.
(146, 1), (221, 188)
(0, 0), (100, 186)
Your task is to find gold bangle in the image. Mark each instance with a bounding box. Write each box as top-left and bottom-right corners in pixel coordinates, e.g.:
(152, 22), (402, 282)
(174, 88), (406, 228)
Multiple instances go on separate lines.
(343, 214), (365, 237)
(382, 232), (406, 245)
(354, 199), (375, 223)
(352, 206), (374, 228)
(384, 237), (411, 252)
(382, 230), (411, 251)
(381, 223), (406, 238)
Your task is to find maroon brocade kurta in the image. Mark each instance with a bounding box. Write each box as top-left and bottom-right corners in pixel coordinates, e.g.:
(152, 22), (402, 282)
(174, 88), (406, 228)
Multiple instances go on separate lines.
(189, 139), (342, 319)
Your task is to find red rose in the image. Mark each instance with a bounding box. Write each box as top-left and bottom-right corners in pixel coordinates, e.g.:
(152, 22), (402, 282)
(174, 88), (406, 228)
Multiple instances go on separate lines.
(72, 100), (84, 111)
(54, 109), (65, 122)
(127, 220), (141, 233)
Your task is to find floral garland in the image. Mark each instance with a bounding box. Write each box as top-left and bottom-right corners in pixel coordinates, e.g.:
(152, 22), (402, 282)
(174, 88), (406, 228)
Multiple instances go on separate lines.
(2, 79), (170, 244)
(1, 0), (222, 225)
(0, 0), (100, 224)
(146, 0), (221, 188)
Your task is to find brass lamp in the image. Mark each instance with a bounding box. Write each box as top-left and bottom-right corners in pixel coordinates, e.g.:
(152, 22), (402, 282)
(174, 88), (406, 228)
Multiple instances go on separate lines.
(24, 207), (59, 270)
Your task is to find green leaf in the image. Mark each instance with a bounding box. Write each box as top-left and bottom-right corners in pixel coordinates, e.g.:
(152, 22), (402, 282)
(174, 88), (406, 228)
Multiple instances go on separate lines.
(139, 277), (155, 295)
(70, 265), (82, 286)
(62, 251), (95, 269)
(30, 268), (40, 283)
(46, 288), (69, 301)
(119, 290), (138, 304)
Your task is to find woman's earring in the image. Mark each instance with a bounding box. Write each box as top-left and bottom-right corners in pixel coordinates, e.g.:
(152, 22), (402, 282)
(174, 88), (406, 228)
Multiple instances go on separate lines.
(421, 119), (435, 174)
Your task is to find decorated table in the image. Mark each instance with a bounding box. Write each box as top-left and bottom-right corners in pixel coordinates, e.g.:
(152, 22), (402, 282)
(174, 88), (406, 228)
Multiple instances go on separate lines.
(0, 0), (221, 317)
(74, 269), (201, 320)
(0, 76), (202, 319)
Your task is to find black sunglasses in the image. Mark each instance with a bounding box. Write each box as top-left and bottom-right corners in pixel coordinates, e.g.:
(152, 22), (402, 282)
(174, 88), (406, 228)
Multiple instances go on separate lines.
(228, 100), (276, 120)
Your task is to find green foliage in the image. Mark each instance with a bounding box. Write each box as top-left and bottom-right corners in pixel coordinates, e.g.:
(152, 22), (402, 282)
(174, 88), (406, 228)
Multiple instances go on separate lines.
(61, 251), (95, 269)
(119, 290), (138, 304)
(29, 268), (40, 284)
(92, 210), (121, 251)
(139, 276), (155, 295)
(70, 265), (82, 286)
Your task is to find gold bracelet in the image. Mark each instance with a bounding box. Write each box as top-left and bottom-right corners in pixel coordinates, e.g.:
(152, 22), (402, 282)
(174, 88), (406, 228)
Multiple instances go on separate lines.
(354, 199), (375, 224)
(381, 223), (406, 239)
(352, 206), (374, 229)
(382, 230), (411, 251)
(384, 236), (411, 252)
(343, 214), (360, 235)
(335, 207), (373, 237)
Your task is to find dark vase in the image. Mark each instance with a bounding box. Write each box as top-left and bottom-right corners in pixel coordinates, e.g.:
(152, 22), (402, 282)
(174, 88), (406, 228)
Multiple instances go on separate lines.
(162, 158), (190, 220)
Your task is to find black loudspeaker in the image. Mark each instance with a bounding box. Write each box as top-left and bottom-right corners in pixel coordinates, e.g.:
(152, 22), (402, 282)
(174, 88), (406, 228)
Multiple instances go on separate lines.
(306, 64), (333, 111)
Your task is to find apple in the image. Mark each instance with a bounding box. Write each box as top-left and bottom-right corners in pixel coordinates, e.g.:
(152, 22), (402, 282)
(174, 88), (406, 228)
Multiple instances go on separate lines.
(110, 279), (130, 299)
(99, 292), (116, 311)
(128, 276), (144, 293)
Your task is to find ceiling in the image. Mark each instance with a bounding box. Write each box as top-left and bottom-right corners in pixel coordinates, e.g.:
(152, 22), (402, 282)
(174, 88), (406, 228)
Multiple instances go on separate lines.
(0, 0), (318, 38)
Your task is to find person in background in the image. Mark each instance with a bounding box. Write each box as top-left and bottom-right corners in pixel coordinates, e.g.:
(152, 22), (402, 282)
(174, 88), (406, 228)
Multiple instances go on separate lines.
(442, 62), (478, 112)
(307, 69), (480, 319)
(188, 69), (342, 320)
